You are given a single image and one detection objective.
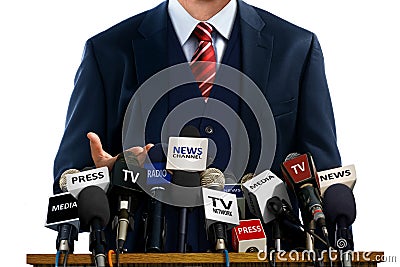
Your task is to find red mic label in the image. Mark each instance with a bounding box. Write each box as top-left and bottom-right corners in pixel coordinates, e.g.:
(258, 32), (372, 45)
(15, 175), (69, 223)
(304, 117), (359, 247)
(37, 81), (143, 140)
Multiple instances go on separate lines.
(282, 154), (312, 184)
(233, 219), (265, 240)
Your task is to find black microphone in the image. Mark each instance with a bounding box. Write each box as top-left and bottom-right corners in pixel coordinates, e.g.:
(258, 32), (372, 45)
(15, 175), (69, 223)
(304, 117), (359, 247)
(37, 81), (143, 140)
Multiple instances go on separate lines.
(323, 183), (356, 267)
(48, 169), (80, 254)
(144, 143), (170, 252)
(267, 196), (302, 229)
(172, 125), (202, 253)
(281, 153), (329, 250)
(77, 185), (110, 267)
(266, 196), (328, 247)
(241, 170), (301, 251)
(108, 151), (146, 252)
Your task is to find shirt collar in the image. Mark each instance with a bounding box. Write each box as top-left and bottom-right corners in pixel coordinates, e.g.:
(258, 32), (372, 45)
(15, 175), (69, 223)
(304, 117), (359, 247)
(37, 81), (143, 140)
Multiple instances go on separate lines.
(168, 0), (237, 46)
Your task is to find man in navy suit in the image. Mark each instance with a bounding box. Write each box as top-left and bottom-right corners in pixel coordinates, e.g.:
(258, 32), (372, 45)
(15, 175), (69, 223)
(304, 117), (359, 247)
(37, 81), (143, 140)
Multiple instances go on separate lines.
(54, 0), (341, 252)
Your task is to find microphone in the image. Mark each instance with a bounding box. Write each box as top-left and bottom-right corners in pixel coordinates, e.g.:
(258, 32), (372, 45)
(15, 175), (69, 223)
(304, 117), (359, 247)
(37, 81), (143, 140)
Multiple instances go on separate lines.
(281, 152), (329, 250)
(108, 151), (147, 252)
(323, 183), (356, 266)
(241, 170), (293, 251)
(45, 192), (79, 253)
(318, 164), (357, 197)
(144, 143), (170, 252)
(232, 219), (266, 252)
(46, 169), (80, 253)
(201, 168), (240, 252)
(169, 125), (205, 252)
(77, 185), (110, 267)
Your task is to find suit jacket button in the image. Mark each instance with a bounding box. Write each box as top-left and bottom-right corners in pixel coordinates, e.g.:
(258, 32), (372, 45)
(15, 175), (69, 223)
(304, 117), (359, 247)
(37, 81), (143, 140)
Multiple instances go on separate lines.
(205, 126), (214, 134)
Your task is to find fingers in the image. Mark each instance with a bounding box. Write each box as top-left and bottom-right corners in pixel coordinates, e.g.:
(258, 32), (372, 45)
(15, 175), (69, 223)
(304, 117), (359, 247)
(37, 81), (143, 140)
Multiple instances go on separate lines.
(87, 132), (104, 157)
(144, 143), (154, 152)
(87, 132), (116, 169)
(125, 143), (154, 167)
(87, 132), (153, 170)
(126, 143), (154, 155)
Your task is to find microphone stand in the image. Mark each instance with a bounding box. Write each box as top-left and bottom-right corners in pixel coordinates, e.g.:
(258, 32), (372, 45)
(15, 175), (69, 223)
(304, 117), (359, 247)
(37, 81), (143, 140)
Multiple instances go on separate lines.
(337, 226), (354, 267)
(145, 187), (165, 252)
(177, 207), (188, 252)
(272, 220), (282, 252)
(90, 218), (107, 267)
(305, 219), (323, 267)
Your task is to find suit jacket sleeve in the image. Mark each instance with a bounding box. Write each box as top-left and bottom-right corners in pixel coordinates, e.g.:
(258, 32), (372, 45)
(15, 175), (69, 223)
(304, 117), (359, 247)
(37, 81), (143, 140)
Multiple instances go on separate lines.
(295, 34), (341, 171)
(53, 39), (107, 194)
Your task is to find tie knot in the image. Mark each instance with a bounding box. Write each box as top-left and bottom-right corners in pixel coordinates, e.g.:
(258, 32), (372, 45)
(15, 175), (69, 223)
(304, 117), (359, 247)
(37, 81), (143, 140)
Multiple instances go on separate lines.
(193, 22), (213, 42)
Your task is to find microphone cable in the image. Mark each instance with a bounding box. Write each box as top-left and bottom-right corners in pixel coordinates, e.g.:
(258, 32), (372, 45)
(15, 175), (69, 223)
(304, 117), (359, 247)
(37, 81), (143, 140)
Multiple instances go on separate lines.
(107, 249), (122, 267)
(55, 250), (61, 267)
(55, 250), (69, 267)
(223, 249), (230, 267)
(107, 250), (114, 267)
(62, 251), (69, 267)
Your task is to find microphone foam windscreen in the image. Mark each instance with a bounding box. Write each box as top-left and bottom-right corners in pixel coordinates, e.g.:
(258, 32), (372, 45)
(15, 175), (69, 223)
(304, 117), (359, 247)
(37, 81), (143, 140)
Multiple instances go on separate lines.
(180, 125), (200, 137)
(323, 183), (356, 226)
(77, 186), (110, 228)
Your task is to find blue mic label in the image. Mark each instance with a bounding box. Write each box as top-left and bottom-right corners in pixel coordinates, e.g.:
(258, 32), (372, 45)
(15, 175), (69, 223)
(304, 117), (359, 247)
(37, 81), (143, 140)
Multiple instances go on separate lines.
(224, 184), (243, 198)
(145, 162), (172, 185)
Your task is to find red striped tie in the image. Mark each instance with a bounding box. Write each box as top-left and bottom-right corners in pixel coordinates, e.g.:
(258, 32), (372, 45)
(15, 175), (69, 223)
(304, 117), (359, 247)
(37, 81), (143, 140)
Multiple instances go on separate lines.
(190, 22), (216, 100)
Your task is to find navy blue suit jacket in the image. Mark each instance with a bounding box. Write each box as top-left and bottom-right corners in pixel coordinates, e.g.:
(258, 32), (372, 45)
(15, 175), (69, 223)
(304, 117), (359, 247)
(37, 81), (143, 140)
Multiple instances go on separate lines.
(53, 0), (341, 251)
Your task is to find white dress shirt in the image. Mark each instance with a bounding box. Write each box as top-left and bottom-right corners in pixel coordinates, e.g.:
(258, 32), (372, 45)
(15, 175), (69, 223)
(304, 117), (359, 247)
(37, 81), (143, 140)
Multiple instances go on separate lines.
(168, 0), (237, 63)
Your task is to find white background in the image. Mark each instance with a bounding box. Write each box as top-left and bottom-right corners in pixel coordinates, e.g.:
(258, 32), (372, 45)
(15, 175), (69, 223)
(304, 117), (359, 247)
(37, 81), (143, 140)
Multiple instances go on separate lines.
(1, 0), (399, 265)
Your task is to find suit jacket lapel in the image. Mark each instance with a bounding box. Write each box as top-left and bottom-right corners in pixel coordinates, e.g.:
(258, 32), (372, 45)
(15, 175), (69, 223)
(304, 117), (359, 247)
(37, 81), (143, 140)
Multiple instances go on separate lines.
(132, 2), (169, 85)
(238, 0), (274, 95)
(131, 2), (170, 143)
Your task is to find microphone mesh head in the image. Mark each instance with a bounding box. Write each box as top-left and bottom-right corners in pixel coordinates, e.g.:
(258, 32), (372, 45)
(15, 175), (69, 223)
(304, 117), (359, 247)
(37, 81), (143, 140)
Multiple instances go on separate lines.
(240, 173), (254, 184)
(59, 169), (79, 192)
(240, 173), (254, 190)
(200, 168), (225, 190)
(285, 152), (301, 161)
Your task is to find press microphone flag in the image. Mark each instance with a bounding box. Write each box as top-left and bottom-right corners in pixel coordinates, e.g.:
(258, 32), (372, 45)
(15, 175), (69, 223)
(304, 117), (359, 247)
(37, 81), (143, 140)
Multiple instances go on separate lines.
(241, 170), (292, 224)
(45, 192), (79, 252)
(318, 164), (357, 196)
(66, 167), (110, 198)
(232, 219), (266, 253)
(281, 153), (320, 190)
(202, 187), (240, 230)
(45, 193), (79, 231)
(166, 136), (208, 171)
